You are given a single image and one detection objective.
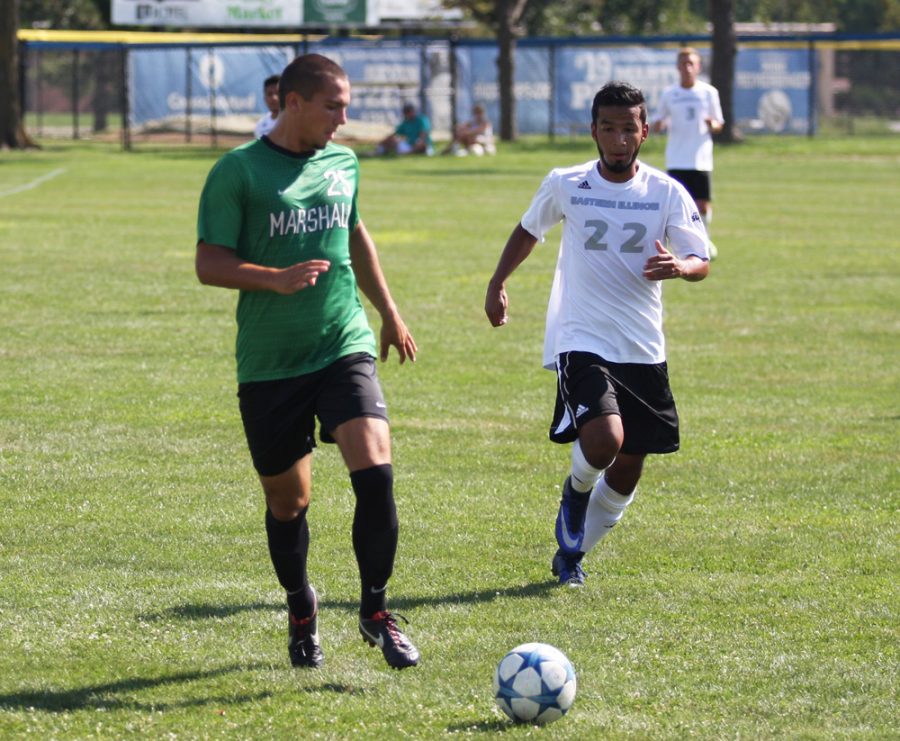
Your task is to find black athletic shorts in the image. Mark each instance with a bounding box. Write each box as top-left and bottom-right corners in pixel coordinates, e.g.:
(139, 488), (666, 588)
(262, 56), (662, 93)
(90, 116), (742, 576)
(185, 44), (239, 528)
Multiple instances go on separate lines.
(237, 352), (388, 476)
(549, 351), (680, 455)
(667, 169), (712, 202)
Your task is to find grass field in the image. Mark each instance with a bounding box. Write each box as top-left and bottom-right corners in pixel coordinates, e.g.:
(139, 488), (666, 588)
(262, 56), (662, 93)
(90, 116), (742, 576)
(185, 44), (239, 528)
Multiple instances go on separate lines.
(1, 133), (897, 739)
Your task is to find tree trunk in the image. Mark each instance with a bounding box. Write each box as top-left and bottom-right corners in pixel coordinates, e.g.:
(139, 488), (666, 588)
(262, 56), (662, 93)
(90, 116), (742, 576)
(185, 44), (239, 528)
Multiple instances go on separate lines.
(93, 52), (111, 133)
(709, 0), (739, 142)
(497, 21), (516, 141)
(0, 0), (36, 148)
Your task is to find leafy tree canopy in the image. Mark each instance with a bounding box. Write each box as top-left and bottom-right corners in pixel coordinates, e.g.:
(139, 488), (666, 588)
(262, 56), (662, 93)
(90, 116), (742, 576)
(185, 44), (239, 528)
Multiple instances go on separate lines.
(20, 0), (108, 30)
(456, 0), (900, 36)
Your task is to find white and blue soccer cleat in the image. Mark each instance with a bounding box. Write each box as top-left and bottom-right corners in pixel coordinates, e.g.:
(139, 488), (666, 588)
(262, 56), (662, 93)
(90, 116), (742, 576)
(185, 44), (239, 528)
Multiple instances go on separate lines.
(555, 477), (588, 556)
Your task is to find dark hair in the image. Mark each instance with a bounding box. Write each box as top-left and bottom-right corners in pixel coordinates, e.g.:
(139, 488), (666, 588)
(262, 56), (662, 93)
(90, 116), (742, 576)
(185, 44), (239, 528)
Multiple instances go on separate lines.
(278, 54), (347, 108)
(263, 74), (280, 89)
(591, 81), (647, 125)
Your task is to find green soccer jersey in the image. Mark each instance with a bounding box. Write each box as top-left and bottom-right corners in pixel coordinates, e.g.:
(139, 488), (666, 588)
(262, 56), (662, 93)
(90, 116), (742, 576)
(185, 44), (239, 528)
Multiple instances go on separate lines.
(197, 138), (375, 383)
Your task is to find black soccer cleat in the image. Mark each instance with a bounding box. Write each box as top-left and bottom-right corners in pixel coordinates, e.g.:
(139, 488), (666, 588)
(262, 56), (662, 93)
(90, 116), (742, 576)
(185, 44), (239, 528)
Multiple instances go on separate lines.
(359, 610), (420, 670)
(288, 592), (324, 668)
(552, 547), (586, 588)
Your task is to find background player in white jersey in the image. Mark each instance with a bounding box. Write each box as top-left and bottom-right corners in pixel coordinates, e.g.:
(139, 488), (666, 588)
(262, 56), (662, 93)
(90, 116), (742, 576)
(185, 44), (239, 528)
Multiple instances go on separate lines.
(484, 81), (710, 587)
(196, 54), (420, 669)
(652, 47), (724, 257)
(253, 74), (280, 139)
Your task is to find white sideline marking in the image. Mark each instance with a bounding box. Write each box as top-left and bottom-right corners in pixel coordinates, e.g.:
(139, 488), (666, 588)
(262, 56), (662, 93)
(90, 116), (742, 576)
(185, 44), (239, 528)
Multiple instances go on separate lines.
(0, 167), (66, 198)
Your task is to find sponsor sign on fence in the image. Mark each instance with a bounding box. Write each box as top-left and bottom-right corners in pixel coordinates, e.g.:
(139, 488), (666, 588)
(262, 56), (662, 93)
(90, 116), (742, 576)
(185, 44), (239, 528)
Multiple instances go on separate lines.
(127, 41), (812, 135)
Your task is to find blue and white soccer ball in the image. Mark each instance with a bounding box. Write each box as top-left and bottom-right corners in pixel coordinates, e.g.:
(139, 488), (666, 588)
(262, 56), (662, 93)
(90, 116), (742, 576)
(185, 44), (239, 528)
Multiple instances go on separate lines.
(493, 642), (576, 724)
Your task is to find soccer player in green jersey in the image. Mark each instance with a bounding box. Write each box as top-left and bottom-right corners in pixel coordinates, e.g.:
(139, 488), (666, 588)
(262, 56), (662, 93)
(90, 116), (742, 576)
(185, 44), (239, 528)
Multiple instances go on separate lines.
(196, 54), (420, 670)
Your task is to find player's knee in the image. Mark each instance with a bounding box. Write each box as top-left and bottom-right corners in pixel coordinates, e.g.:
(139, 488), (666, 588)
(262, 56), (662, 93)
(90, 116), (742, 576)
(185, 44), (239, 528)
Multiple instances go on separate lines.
(267, 498), (308, 521)
(578, 418), (623, 469)
(261, 477), (311, 519)
(578, 436), (619, 470)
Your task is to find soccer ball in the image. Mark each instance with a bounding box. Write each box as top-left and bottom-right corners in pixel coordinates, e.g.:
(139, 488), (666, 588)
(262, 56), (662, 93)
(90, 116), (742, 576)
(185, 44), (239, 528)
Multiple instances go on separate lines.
(493, 642), (576, 724)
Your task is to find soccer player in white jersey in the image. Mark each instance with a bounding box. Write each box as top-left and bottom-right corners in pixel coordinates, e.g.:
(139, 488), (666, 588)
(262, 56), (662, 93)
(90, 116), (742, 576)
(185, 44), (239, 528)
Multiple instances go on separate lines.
(651, 47), (724, 257)
(485, 81), (710, 587)
(253, 74), (280, 139)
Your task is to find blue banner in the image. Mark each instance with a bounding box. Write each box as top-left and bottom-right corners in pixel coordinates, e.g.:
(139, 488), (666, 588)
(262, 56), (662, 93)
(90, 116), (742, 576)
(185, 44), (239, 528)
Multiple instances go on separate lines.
(129, 46), (294, 126)
(310, 42), (423, 127)
(454, 45), (551, 135)
(733, 48), (813, 133)
(126, 41), (814, 136)
(455, 43), (813, 136)
(553, 46), (676, 134)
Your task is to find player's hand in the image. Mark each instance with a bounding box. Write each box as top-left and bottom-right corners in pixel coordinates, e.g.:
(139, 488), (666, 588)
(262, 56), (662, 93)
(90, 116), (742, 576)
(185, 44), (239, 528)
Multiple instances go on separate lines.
(642, 240), (684, 281)
(485, 282), (509, 327)
(272, 260), (331, 295)
(380, 312), (417, 364)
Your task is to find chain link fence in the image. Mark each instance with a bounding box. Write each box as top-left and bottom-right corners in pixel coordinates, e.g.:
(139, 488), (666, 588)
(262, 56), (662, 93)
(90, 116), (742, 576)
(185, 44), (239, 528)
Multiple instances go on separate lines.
(18, 33), (900, 148)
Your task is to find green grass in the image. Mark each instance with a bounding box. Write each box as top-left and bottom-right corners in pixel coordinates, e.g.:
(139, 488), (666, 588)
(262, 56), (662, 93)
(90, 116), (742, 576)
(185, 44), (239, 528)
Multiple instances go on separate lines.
(0, 133), (897, 739)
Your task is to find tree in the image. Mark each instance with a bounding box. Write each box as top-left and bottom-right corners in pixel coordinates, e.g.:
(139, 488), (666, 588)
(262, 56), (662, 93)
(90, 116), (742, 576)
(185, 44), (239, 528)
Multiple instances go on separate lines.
(21, 0), (111, 134)
(525, 0), (709, 36)
(0, 0), (35, 148)
(710, 0), (738, 142)
(446, 0), (532, 141)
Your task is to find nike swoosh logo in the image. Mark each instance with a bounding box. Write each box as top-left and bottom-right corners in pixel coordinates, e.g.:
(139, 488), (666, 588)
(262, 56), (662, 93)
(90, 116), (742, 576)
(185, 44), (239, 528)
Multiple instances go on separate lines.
(370, 585), (386, 594)
(558, 511), (581, 550)
(361, 625), (385, 648)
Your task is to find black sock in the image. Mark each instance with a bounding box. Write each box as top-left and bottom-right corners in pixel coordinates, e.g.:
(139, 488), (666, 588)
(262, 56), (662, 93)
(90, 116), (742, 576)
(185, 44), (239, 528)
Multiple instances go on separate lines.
(265, 507), (315, 618)
(350, 464), (398, 617)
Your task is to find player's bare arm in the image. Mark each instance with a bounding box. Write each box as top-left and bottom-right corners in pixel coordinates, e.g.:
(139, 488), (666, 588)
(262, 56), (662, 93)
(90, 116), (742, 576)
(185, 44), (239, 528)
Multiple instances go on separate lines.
(348, 223), (417, 363)
(485, 223), (539, 327)
(196, 241), (330, 294)
(642, 240), (709, 283)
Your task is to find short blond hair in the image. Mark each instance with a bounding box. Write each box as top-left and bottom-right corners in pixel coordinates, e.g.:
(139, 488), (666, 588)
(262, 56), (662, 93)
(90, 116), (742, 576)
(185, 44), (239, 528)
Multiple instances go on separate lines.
(677, 46), (701, 62)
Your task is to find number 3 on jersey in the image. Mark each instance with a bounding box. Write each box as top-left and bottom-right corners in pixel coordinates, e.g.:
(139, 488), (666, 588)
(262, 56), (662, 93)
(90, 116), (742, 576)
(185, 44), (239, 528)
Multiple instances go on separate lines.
(584, 219), (647, 253)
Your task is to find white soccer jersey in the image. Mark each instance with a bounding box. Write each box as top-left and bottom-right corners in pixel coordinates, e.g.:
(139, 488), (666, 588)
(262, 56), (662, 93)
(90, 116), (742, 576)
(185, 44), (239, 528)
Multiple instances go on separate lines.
(520, 159), (709, 368)
(653, 81), (724, 171)
(254, 113), (278, 139)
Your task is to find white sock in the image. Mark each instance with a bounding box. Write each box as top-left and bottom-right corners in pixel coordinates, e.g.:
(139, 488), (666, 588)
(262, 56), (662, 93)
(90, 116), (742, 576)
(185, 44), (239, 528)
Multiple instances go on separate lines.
(582, 478), (634, 553)
(569, 439), (603, 494)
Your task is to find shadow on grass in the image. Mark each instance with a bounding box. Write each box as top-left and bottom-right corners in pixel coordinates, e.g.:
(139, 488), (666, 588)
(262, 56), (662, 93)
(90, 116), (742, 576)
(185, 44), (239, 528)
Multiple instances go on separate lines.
(0, 664), (270, 713)
(298, 682), (368, 696)
(143, 601), (279, 621)
(140, 580), (559, 622)
(447, 717), (514, 733)
(387, 579), (559, 612)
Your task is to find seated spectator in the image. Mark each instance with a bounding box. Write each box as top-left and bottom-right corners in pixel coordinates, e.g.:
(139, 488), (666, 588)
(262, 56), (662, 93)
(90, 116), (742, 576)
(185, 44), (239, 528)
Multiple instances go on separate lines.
(375, 103), (434, 156)
(443, 104), (495, 156)
(254, 74), (280, 139)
